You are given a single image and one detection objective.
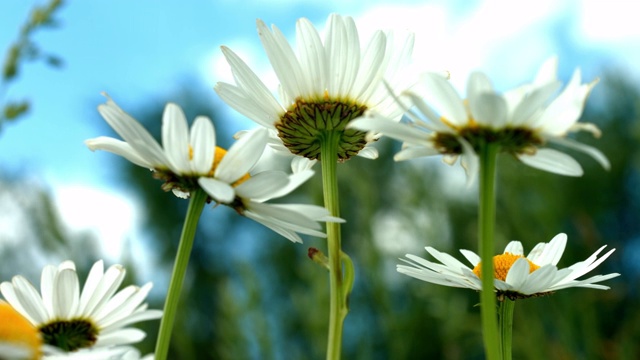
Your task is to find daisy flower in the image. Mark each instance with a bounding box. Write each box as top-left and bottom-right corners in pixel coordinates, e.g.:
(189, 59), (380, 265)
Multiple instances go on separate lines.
(215, 13), (414, 162)
(0, 260), (162, 352)
(85, 95), (268, 202)
(397, 233), (619, 300)
(350, 56), (610, 181)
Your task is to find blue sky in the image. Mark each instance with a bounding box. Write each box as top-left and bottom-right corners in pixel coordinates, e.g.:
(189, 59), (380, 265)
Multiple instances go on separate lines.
(1, 0), (639, 259)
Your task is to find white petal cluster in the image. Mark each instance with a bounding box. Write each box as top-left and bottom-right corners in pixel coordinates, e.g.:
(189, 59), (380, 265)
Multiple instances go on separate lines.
(350, 56), (609, 181)
(398, 233), (619, 297)
(215, 13), (414, 159)
(217, 161), (344, 243)
(0, 260), (162, 349)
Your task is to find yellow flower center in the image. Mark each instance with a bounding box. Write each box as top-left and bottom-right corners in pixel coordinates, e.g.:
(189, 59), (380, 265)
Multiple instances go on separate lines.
(0, 302), (42, 360)
(472, 253), (540, 281)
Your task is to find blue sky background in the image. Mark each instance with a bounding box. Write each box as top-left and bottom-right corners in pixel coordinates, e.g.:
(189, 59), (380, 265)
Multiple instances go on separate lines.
(1, 0), (640, 259)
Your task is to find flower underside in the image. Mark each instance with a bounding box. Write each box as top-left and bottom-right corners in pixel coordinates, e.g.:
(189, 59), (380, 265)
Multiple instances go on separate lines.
(433, 123), (544, 156)
(276, 97), (369, 162)
(39, 318), (99, 352)
(154, 146), (250, 196)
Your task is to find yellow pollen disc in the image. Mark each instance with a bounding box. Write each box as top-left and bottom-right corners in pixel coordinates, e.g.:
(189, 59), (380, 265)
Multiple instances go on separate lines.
(473, 253), (540, 281)
(210, 146), (250, 186)
(0, 302), (41, 360)
(188, 145), (194, 161)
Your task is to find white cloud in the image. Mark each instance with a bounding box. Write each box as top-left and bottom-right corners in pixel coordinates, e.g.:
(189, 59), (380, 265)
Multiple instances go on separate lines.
(53, 184), (139, 261)
(578, 0), (640, 42)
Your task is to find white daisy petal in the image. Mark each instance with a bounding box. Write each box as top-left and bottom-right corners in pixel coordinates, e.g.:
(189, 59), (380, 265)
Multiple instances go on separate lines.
(190, 116), (216, 174)
(420, 73), (467, 126)
(504, 241), (524, 255)
(470, 92), (507, 129)
(505, 258), (530, 289)
(394, 145), (440, 161)
(550, 137), (611, 170)
(85, 137), (156, 169)
(215, 128), (268, 183)
(162, 103), (191, 174)
(234, 171), (290, 199)
(517, 148), (584, 176)
(198, 177), (235, 203)
(53, 269), (80, 319)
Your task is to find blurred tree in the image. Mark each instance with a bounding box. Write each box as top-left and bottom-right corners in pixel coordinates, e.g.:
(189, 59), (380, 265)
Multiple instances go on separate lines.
(0, 174), (103, 281)
(1, 0), (64, 132)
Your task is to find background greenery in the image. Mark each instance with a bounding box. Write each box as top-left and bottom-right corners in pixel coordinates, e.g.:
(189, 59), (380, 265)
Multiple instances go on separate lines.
(0, 1), (638, 359)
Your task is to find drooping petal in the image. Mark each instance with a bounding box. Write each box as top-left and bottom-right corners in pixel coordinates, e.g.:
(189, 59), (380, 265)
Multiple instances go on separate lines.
(517, 148), (583, 176)
(85, 137), (155, 169)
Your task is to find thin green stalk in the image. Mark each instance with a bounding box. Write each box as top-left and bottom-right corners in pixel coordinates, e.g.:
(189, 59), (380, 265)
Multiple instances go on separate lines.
(155, 188), (208, 360)
(320, 131), (349, 360)
(478, 142), (501, 360)
(499, 299), (515, 360)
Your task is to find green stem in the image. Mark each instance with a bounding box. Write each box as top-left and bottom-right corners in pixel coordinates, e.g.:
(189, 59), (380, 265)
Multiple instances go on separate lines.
(320, 131), (349, 360)
(154, 188), (208, 360)
(499, 299), (515, 360)
(478, 142), (501, 360)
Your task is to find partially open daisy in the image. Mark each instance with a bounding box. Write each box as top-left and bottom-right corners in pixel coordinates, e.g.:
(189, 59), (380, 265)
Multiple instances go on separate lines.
(0, 301), (41, 360)
(350, 56), (610, 181)
(86, 95), (268, 202)
(397, 233), (619, 300)
(215, 13), (414, 162)
(0, 260), (162, 352)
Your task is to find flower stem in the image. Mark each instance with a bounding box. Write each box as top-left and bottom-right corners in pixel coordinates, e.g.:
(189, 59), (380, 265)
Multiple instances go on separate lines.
(499, 298), (515, 360)
(478, 142), (501, 360)
(320, 131), (350, 360)
(154, 188), (208, 360)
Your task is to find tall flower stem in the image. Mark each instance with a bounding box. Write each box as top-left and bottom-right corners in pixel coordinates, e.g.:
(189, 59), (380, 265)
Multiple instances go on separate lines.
(155, 188), (208, 360)
(320, 131), (351, 360)
(478, 142), (501, 360)
(499, 299), (515, 360)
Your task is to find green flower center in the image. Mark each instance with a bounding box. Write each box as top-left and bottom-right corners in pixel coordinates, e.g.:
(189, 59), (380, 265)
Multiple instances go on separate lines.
(433, 124), (543, 156)
(276, 97), (369, 162)
(39, 319), (99, 352)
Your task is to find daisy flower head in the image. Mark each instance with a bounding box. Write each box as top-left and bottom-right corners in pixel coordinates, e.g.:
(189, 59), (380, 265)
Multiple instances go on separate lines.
(350, 56), (610, 182)
(0, 260), (162, 353)
(398, 233), (620, 300)
(215, 13), (414, 162)
(86, 95), (268, 202)
(201, 159), (344, 243)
